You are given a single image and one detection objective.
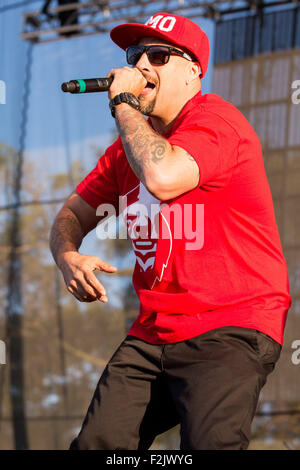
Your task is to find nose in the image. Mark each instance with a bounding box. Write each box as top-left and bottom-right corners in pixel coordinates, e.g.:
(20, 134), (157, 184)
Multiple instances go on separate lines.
(135, 51), (151, 71)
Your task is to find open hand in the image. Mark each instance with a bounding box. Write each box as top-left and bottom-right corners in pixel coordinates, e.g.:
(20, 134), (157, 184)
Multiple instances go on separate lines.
(59, 252), (117, 303)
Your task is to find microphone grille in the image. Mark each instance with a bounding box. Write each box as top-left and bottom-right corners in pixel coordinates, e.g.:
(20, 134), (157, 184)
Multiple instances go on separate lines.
(61, 81), (76, 93)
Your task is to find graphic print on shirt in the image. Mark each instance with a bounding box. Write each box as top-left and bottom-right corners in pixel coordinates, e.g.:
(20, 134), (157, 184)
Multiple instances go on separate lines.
(120, 182), (172, 289)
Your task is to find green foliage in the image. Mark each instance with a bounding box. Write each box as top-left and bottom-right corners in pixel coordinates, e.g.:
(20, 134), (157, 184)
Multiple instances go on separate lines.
(51, 159), (85, 190)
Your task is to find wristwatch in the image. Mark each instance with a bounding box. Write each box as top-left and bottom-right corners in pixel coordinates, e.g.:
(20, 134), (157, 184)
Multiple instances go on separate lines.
(109, 92), (140, 118)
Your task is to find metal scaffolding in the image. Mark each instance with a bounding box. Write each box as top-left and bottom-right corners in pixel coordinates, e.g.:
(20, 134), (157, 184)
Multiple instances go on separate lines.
(21, 0), (298, 43)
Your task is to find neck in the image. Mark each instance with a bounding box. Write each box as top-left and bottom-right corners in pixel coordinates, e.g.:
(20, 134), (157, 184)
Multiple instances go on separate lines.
(150, 114), (177, 135)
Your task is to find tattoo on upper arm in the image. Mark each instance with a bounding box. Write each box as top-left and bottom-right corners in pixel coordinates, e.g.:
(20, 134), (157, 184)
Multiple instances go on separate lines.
(116, 107), (199, 188)
(150, 140), (167, 163)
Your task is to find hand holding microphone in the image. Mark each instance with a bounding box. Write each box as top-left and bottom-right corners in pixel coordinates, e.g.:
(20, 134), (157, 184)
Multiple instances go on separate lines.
(61, 68), (147, 117)
(61, 67), (147, 97)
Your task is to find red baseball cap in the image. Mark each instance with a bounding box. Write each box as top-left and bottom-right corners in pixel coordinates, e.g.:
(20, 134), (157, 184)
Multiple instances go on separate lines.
(110, 12), (209, 78)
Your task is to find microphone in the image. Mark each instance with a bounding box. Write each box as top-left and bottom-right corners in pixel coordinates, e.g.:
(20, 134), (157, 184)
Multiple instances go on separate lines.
(61, 77), (113, 94)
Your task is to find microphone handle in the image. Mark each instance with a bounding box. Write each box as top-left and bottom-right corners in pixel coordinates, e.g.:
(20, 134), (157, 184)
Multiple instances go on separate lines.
(61, 77), (113, 94)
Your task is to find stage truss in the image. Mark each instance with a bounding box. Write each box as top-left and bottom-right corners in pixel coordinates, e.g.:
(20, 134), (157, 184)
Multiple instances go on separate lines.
(21, 0), (298, 43)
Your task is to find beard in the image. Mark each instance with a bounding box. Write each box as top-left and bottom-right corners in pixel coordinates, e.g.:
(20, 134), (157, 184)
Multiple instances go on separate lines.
(139, 96), (156, 116)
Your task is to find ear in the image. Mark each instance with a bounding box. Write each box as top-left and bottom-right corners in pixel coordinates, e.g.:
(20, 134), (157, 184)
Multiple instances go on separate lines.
(186, 61), (201, 85)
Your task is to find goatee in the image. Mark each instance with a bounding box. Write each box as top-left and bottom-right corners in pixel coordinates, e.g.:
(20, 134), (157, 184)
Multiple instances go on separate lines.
(140, 97), (156, 116)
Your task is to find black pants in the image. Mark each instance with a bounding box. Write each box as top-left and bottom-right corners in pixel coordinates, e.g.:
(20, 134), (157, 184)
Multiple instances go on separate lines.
(69, 326), (281, 450)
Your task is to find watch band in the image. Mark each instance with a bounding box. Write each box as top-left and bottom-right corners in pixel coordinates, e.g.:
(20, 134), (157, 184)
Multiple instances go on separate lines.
(109, 92), (140, 118)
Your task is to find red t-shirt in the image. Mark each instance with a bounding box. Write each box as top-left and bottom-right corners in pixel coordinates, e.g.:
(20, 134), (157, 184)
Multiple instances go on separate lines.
(76, 91), (291, 345)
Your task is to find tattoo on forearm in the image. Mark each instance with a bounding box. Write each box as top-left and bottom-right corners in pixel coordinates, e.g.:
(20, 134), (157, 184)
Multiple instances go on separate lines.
(115, 106), (169, 183)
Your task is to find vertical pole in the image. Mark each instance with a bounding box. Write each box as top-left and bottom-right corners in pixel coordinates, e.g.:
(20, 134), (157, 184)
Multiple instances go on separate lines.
(5, 42), (33, 450)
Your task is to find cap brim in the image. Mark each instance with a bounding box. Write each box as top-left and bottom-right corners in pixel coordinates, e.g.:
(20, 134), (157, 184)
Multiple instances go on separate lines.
(110, 23), (180, 51)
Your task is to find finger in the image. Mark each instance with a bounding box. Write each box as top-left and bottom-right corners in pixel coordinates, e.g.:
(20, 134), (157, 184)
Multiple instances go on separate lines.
(93, 259), (118, 273)
(80, 269), (109, 302)
(106, 69), (115, 78)
(84, 271), (107, 298)
(68, 284), (93, 302)
(124, 66), (135, 72)
(69, 277), (98, 301)
(81, 294), (97, 303)
(76, 281), (99, 300)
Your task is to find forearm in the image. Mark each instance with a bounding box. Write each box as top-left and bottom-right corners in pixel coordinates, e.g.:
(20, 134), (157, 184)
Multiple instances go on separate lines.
(49, 207), (84, 269)
(115, 104), (173, 190)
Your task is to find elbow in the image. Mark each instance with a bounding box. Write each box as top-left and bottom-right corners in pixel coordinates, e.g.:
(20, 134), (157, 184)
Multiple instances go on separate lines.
(145, 174), (174, 201)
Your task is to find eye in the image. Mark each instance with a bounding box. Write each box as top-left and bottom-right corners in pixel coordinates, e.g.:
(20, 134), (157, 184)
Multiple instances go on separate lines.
(147, 49), (169, 64)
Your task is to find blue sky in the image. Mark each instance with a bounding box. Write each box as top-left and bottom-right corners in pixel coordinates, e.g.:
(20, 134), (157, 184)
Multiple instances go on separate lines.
(0, 2), (215, 163)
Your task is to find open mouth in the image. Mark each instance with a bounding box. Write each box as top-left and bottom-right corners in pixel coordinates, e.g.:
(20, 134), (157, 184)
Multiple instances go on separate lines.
(140, 80), (156, 97)
(145, 81), (156, 90)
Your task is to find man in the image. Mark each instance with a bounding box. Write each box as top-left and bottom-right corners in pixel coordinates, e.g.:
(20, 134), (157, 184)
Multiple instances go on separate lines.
(50, 12), (291, 450)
